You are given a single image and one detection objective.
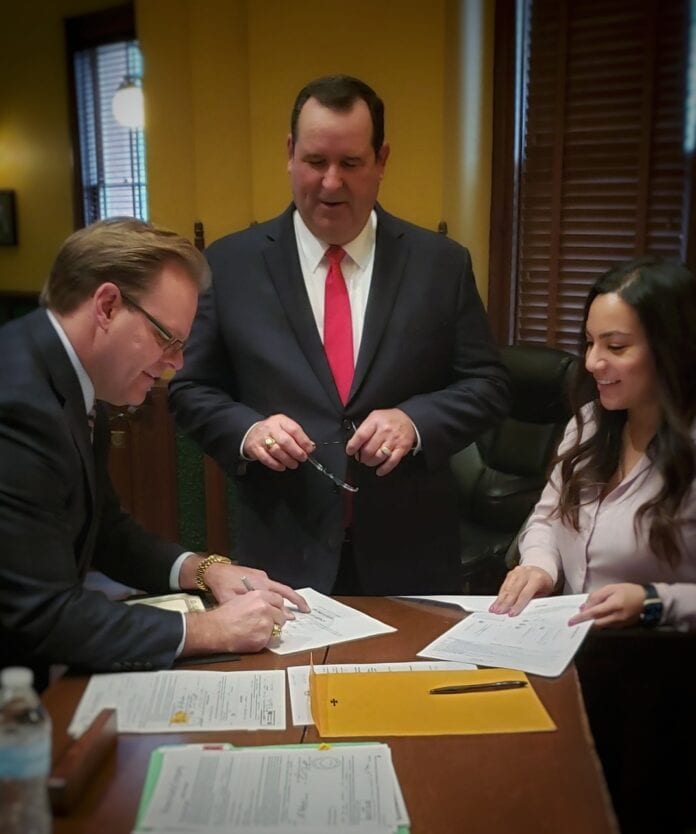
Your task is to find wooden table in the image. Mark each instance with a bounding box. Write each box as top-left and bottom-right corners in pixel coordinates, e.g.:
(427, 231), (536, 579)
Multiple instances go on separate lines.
(45, 597), (618, 834)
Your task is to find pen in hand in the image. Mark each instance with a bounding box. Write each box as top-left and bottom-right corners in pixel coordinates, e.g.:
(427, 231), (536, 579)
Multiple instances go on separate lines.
(240, 575), (283, 640)
(429, 681), (528, 695)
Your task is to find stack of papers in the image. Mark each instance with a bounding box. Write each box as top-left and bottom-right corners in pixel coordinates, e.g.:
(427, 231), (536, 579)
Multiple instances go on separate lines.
(68, 670), (285, 736)
(133, 743), (410, 833)
(124, 592), (206, 613)
(417, 595), (592, 677)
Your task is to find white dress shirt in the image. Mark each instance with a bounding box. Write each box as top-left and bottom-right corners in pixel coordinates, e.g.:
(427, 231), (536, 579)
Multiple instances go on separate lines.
(293, 208), (376, 357)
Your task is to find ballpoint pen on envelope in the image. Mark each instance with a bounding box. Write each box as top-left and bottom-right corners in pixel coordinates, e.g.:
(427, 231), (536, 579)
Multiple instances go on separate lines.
(429, 681), (528, 695)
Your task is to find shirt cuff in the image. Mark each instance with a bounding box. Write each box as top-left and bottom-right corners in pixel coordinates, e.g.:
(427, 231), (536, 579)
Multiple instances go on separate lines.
(518, 549), (560, 586)
(169, 551), (196, 591)
(240, 422), (262, 460)
(410, 420), (422, 454)
(174, 612), (187, 657)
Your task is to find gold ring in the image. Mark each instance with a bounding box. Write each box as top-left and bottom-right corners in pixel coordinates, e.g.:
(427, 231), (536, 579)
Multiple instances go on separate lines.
(264, 436), (277, 450)
(271, 624), (282, 638)
(379, 445), (392, 457)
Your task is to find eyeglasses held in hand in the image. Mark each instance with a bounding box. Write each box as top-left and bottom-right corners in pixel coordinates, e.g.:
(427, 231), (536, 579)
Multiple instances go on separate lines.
(307, 435), (359, 493)
(306, 453), (359, 493)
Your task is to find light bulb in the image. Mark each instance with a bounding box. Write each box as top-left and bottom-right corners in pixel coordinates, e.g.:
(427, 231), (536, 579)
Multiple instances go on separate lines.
(112, 81), (145, 130)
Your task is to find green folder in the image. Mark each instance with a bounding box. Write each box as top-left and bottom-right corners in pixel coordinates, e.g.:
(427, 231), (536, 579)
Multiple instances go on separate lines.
(134, 741), (410, 833)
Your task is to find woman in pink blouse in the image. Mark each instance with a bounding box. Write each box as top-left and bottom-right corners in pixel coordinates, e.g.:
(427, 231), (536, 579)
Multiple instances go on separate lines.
(492, 257), (696, 630)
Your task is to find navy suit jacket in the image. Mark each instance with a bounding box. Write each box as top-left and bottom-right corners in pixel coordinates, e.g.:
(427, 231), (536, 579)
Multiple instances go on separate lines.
(0, 309), (184, 682)
(170, 206), (510, 593)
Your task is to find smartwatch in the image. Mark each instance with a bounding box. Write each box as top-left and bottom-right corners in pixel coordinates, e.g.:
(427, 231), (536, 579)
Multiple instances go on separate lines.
(639, 583), (663, 628)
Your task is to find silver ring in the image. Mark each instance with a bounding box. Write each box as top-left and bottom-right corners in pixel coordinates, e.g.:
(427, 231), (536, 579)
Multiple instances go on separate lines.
(379, 445), (392, 457)
(264, 436), (277, 450)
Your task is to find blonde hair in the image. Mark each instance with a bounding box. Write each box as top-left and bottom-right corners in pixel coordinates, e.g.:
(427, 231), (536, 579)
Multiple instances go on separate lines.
(41, 218), (210, 313)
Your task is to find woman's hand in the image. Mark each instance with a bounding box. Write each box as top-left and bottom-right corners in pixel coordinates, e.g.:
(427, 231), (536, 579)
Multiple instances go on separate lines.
(567, 583), (646, 628)
(490, 565), (555, 615)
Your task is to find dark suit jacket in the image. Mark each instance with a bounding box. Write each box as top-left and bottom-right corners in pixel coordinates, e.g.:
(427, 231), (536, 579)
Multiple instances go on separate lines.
(170, 206), (510, 593)
(0, 309), (184, 682)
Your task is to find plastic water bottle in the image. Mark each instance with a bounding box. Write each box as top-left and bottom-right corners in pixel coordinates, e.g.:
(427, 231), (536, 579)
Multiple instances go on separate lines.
(0, 667), (52, 834)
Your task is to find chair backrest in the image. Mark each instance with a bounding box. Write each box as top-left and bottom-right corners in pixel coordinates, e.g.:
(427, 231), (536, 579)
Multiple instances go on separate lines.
(451, 344), (578, 590)
(454, 344), (577, 532)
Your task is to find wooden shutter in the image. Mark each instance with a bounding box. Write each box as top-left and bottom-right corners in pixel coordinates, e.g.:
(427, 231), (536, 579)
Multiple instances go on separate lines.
(491, 0), (693, 350)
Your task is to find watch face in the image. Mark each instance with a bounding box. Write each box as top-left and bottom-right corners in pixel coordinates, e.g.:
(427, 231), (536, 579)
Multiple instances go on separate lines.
(640, 600), (663, 627)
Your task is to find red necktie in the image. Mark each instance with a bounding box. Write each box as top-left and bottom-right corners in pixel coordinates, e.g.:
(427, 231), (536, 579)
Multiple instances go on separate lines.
(323, 246), (354, 404)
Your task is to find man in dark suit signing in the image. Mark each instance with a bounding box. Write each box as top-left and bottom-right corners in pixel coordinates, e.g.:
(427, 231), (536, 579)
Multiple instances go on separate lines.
(169, 75), (510, 595)
(0, 219), (307, 688)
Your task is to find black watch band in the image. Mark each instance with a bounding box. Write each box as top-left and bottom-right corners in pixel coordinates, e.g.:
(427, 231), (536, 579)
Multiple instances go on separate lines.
(639, 583), (663, 628)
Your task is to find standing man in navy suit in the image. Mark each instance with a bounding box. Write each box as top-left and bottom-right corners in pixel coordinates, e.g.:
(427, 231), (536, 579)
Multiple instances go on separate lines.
(0, 219), (307, 688)
(170, 75), (510, 595)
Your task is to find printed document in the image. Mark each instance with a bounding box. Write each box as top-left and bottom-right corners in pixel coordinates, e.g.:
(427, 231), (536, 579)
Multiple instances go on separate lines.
(124, 592), (206, 613)
(269, 588), (396, 655)
(68, 669), (285, 736)
(134, 743), (409, 833)
(287, 660), (476, 726)
(418, 595), (592, 677)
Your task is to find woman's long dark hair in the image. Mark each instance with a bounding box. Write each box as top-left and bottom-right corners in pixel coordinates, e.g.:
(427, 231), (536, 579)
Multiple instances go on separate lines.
(555, 256), (696, 566)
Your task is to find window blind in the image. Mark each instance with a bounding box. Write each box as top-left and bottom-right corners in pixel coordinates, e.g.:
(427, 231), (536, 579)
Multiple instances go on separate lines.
(73, 40), (148, 224)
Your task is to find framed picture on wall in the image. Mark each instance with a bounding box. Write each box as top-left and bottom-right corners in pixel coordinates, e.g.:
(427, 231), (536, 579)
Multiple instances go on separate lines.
(0, 190), (17, 245)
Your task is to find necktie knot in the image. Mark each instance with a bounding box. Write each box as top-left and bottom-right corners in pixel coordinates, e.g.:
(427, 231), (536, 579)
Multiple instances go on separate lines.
(326, 246), (346, 267)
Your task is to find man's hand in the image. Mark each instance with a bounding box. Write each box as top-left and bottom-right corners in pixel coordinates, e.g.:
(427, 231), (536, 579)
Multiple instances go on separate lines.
(567, 583), (646, 629)
(203, 562), (310, 613)
(183, 591), (291, 655)
(490, 565), (555, 615)
(243, 414), (315, 471)
(346, 408), (416, 476)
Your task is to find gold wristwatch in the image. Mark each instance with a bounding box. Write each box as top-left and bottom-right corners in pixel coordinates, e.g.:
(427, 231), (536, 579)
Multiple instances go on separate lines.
(195, 554), (232, 592)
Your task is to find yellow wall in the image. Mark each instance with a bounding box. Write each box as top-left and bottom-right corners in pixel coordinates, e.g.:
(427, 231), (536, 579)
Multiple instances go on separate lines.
(245, 0), (445, 230)
(0, 0), (116, 291)
(1, 0), (494, 297)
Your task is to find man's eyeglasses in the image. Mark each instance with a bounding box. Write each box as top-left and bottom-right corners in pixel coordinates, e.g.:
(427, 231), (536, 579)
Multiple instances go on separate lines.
(120, 291), (185, 355)
(306, 437), (359, 493)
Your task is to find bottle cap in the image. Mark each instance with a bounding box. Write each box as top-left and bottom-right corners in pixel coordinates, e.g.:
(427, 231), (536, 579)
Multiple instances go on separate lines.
(0, 666), (34, 689)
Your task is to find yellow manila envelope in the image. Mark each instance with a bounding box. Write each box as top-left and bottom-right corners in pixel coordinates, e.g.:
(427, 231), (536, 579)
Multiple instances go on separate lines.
(309, 668), (556, 736)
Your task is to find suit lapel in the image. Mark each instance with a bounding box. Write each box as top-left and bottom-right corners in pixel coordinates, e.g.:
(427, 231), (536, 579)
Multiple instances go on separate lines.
(262, 208), (345, 410)
(350, 209), (408, 400)
(30, 310), (97, 543)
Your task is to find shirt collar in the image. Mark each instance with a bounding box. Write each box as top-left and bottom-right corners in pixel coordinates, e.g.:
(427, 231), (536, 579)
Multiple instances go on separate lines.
(46, 309), (95, 414)
(293, 209), (377, 273)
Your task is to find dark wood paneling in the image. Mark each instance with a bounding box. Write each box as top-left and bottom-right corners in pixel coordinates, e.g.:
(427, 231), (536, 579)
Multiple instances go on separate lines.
(107, 383), (179, 542)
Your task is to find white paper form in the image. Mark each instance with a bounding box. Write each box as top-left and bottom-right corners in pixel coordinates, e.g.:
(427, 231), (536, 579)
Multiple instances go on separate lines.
(124, 592), (206, 613)
(400, 593), (588, 615)
(268, 588), (396, 655)
(68, 670), (285, 736)
(418, 595), (592, 677)
(136, 743), (409, 833)
(287, 661), (477, 726)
